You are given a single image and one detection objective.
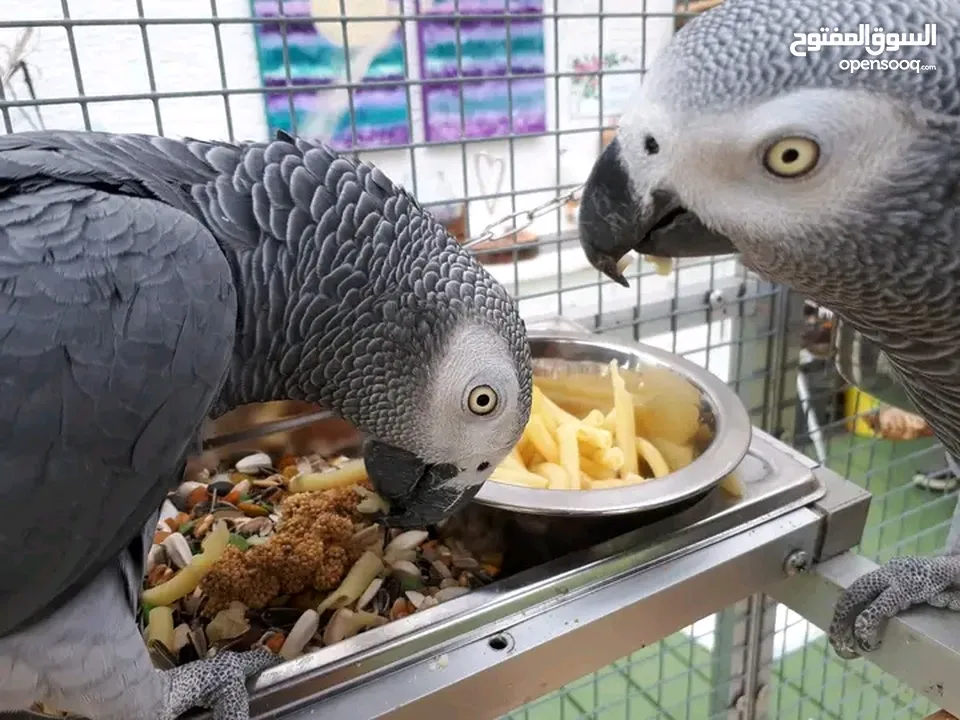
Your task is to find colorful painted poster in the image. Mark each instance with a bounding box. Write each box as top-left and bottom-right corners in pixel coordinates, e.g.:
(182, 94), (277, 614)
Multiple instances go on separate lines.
(418, 0), (547, 142)
(251, 0), (411, 150)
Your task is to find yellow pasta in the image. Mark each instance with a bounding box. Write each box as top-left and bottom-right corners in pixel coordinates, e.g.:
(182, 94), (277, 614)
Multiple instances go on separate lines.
(581, 409), (606, 427)
(289, 458), (368, 493)
(644, 255), (674, 276)
(489, 363), (704, 492)
(142, 522), (230, 606)
(539, 389), (580, 425)
(491, 467), (550, 488)
(589, 446), (624, 472)
(575, 423), (613, 452)
(649, 436), (695, 472)
(531, 385), (559, 434)
(603, 409), (617, 432)
(526, 414), (560, 464)
(635, 436), (670, 478)
(609, 361), (639, 478)
(500, 448), (526, 470)
(557, 423), (582, 490)
(579, 455), (617, 480)
(531, 461), (569, 489)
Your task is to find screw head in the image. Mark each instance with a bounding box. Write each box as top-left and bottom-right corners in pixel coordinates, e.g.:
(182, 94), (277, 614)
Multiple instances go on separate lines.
(784, 550), (809, 576)
(706, 289), (725, 309)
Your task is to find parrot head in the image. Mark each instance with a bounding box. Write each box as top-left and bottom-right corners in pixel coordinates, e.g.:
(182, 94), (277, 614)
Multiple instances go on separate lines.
(355, 305), (533, 529)
(252, 141), (535, 529)
(578, 0), (959, 314)
(211, 135), (534, 529)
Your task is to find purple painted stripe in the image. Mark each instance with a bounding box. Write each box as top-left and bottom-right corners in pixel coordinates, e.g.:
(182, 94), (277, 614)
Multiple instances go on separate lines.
(423, 2), (542, 15)
(264, 77), (328, 87)
(264, 87), (409, 106)
(256, 24), (405, 43)
(328, 126), (410, 150)
(262, 74), (406, 87)
(415, 0), (546, 120)
(419, 18), (542, 36)
(422, 76), (546, 94)
(420, 64), (544, 80)
(253, 0), (311, 16)
(263, 79), (408, 92)
(254, 0), (541, 18)
(427, 113), (546, 128)
(425, 115), (545, 142)
(256, 21), (318, 36)
(265, 86), (409, 110)
(265, 90), (407, 109)
(418, 22), (541, 47)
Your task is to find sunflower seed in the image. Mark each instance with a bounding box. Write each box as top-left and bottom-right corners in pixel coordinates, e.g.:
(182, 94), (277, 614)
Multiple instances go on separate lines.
(280, 610), (320, 661)
(435, 586), (470, 603)
(161, 533), (193, 570)
(235, 453), (273, 474)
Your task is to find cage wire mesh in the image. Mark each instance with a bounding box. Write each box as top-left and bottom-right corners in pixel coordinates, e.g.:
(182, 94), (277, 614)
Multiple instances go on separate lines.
(0, 1), (952, 718)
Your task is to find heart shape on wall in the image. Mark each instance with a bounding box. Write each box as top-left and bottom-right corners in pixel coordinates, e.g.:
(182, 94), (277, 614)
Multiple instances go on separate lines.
(474, 152), (506, 215)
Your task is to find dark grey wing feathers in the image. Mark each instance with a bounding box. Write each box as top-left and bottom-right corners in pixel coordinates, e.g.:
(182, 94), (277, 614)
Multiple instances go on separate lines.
(0, 130), (264, 253)
(0, 180), (236, 637)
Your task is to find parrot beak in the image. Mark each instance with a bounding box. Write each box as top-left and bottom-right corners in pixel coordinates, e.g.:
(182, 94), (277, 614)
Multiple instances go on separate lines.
(578, 137), (737, 287)
(362, 438), (484, 528)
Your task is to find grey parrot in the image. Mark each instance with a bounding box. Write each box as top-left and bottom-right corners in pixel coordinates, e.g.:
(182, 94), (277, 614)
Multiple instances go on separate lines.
(0, 129), (532, 718)
(576, 0), (960, 660)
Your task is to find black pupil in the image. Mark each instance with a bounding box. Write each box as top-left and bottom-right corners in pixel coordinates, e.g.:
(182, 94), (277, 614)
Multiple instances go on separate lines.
(644, 135), (659, 154)
(475, 392), (490, 407)
(781, 148), (800, 164)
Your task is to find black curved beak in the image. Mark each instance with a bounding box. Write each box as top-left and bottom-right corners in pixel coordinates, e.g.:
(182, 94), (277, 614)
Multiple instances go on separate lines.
(578, 137), (737, 287)
(362, 439), (484, 529)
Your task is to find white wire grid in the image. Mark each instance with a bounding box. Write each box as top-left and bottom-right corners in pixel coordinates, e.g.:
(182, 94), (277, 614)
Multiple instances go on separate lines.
(0, 1), (953, 718)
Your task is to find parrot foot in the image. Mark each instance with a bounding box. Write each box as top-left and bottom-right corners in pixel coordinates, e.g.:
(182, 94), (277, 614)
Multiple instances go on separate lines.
(159, 647), (282, 720)
(828, 555), (960, 659)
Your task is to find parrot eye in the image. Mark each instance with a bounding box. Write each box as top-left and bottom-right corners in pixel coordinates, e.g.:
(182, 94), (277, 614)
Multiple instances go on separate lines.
(763, 137), (820, 179)
(467, 385), (499, 416)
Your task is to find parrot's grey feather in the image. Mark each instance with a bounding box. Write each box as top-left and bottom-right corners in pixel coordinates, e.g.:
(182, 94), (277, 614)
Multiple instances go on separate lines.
(0, 555), (167, 717)
(578, 0), (960, 664)
(0, 545), (280, 719)
(0, 179), (237, 638)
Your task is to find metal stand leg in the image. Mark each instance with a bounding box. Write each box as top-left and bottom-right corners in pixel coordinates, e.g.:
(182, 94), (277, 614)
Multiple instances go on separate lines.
(707, 596), (777, 719)
(912, 452), (960, 493)
(795, 349), (827, 466)
(706, 286), (800, 720)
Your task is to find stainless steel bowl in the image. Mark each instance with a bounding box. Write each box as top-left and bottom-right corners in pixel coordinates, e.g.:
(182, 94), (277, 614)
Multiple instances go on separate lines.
(832, 318), (915, 412)
(472, 331), (753, 516)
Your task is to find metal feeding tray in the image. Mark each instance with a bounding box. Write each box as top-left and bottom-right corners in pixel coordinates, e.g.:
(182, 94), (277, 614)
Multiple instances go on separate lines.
(178, 320), (870, 720)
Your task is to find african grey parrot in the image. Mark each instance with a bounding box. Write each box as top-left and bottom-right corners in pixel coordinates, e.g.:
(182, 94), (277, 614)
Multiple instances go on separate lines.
(577, 0), (959, 660)
(0, 129), (532, 718)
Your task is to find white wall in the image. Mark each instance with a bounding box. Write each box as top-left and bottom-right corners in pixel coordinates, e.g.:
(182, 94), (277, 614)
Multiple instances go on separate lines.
(0, 0), (673, 244)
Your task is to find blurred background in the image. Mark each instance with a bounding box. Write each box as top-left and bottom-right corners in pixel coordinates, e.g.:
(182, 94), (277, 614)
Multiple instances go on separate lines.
(0, 1), (952, 717)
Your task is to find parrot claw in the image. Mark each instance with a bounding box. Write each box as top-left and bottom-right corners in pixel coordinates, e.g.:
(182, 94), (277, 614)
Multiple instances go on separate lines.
(828, 555), (960, 658)
(159, 647), (281, 720)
